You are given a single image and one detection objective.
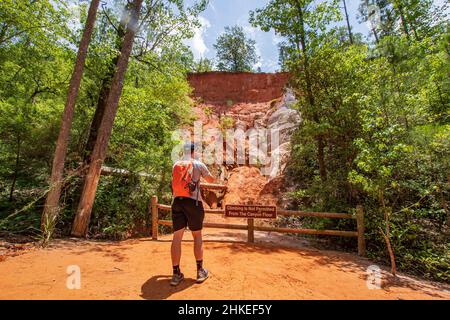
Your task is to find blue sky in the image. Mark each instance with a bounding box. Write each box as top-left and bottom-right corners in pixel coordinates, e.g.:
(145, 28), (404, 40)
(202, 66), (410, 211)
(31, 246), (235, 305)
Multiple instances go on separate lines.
(184, 0), (448, 72)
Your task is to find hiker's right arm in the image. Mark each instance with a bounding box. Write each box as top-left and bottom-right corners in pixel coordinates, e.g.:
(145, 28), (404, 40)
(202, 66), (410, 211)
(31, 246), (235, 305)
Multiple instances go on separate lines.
(199, 163), (215, 184)
(204, 174), (215, 184)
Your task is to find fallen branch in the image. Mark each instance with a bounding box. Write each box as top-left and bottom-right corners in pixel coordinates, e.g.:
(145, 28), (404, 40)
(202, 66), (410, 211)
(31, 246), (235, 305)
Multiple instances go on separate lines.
(100, 166), (155, 178)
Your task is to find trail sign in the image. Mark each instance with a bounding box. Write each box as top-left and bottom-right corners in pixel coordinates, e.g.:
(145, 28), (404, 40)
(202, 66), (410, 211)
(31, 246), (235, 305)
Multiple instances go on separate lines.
(225, 205), (277, 219)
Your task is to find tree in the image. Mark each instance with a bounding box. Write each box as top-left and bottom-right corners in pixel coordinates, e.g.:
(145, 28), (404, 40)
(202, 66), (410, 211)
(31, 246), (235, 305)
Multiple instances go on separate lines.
(358, 0), (446, 43)
(342, 0), (354, 44)
(67, 0), (206, 235)
(393, 0), (447, 41)
(334, 26), (364, 46)
(82, 0), (207, 162)
(0, 0), (201, 239)
(41, 0), (100, 241)
(357, 0), (394, 43)
(0, 0), (71, 206)
(0, 0), (67, 48)
(193, 57), (214, 72)
(213, 25), (259, 72)
(250, 0), (341, 183)
(71, 0), (144, 237)
(269, 0), (449, 279)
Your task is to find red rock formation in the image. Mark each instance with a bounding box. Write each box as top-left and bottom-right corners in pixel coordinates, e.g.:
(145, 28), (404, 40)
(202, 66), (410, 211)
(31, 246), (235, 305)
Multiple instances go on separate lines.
(187, 72), (295, 210)
(188, 72), (290, 105)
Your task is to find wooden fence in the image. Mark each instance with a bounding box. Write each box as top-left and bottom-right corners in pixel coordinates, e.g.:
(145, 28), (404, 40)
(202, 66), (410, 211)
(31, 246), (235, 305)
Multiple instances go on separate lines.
(150, 190), (366, 256)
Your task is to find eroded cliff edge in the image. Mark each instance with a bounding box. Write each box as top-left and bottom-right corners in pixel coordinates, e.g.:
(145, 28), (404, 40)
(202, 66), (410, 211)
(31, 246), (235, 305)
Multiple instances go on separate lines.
(187, 72), (301, 213)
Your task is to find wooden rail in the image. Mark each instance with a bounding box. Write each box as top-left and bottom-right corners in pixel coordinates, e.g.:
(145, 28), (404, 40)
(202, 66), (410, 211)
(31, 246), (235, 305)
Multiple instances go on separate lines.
(150, 195), (366, 256)
(199, 183), (227, 191)
(101, 166), (155, 178)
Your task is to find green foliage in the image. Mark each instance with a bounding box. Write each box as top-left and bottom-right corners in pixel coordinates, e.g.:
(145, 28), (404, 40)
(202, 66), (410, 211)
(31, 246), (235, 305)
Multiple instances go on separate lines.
(0, 0), (205, 239)
(253, 0), (450, 282)
(214, 25), (259, 72)
(85, 175), (152, 240)
(203, 106), (214, 119)
(193, 57), (215, 72)
(219, 116), (235, 132)
(357, 0), (448, 41)
(0, 0), (71, 213)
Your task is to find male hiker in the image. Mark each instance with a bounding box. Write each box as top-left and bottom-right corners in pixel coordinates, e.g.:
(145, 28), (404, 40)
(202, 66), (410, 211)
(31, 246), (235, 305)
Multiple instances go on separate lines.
(170, 143), (215, 286)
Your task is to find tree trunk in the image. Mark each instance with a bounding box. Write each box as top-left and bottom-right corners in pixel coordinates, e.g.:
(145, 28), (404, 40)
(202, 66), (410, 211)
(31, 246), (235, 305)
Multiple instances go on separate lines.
(83, 66), (116, 162)
(83, 17), (127, 162)
(380, 209), (397, 277)
(41, 0), (100, 232)
(71, 0), (144, 237)
(394, 1), (410, 39)
(73, 11), (128, 220)
(380, 225), (397, 277)
(342, 0), (353, 44)
(380, 192), (397, 276)
(9, 135), (21, 202)
(372, 26), (380, 43)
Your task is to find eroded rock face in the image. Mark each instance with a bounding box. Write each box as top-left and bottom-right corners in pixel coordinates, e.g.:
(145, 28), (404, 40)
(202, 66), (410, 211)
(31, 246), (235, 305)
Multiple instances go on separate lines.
(268, 142), (292, 178)
(188, 72), (300, 208)
(223, 167), (276, 206)
(202, 190), (219, 209)
(188, 72), (290, 105)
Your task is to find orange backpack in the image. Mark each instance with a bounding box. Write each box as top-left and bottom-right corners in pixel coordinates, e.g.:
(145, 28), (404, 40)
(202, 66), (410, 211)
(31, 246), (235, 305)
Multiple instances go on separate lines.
(172, 160), (198, 198)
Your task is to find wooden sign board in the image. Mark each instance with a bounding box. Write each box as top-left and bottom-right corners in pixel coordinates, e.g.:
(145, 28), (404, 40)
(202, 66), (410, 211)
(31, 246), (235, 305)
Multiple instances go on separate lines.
(225, 205), (277, 219)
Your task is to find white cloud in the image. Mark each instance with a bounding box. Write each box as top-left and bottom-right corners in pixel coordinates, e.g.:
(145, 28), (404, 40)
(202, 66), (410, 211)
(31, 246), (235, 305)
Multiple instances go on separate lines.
(241, 24), (264, 70)
(254, 44), (263, 70)
(243, 25), (258, 38)
(272, 34), (283, 46)
(185, 16), (211, 60)
(264, 59), (280, 73)
(209, 2), (217, 13)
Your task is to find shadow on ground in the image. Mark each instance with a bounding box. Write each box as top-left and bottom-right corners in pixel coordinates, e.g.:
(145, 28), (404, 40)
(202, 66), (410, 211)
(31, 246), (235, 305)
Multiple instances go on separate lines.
(140, 275), (196, 300)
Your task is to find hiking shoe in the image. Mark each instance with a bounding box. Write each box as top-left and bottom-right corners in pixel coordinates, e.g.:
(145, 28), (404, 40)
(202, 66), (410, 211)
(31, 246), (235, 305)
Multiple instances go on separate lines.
(170, 273), (184, 286)
(196, 268), (209, 283)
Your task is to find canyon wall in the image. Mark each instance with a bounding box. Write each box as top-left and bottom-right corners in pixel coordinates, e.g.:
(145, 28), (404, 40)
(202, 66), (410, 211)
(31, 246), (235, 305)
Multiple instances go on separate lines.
(187, 72), (299, 211)
(187, 72), (291, 105)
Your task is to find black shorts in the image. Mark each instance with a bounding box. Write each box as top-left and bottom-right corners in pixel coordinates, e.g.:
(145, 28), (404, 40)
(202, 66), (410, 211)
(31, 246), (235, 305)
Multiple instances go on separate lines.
(171, 197), (205, 232)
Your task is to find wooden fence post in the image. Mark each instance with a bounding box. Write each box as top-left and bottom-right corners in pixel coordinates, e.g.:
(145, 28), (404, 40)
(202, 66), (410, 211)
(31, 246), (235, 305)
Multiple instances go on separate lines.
(356, 205), (366, 256)
(146, 200), (151, 236)
(247, 218), (254, 243)
(151, 195), (158, 240)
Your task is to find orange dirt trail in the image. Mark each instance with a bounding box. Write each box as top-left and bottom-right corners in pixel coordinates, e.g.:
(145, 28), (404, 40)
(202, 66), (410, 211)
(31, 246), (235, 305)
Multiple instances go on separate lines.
(0, 232), (449, 300)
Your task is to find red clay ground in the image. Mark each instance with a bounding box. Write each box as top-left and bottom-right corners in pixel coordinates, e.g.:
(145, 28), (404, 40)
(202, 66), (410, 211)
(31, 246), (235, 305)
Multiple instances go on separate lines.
(0, 230), (449, 300)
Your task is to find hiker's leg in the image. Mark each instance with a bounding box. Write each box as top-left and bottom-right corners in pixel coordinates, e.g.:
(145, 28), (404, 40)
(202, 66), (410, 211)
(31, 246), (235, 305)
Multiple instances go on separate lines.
(192, 229), (208, 283)
(192, 230), (203, 262)
(171, 228), (185, 267)
(171, 198), (187, 270)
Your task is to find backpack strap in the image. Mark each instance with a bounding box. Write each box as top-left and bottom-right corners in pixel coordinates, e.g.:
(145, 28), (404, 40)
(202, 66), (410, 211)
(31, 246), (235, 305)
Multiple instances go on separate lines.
(195, 177), (200, 207)
(191, 161), (200, 206)
(181, 160), (193, 189)
(182, 160), (201, 206)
